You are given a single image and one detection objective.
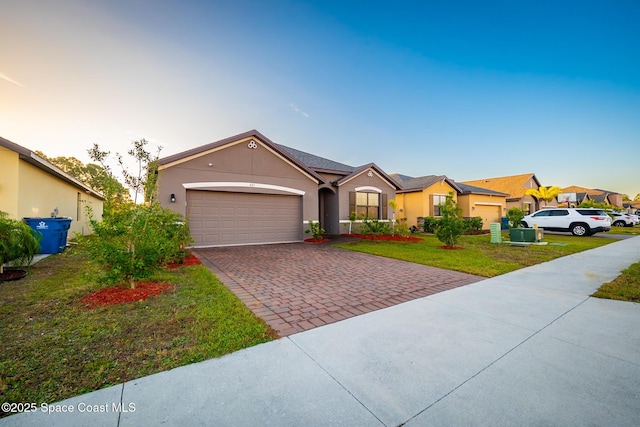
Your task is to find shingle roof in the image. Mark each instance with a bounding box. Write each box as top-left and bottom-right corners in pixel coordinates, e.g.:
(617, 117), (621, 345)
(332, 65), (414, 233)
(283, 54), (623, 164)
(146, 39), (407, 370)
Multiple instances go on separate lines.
(461, 173), (539, 199)
(276, 144), (356, 174)
(456, 182), (509, 196)
(392, 174), (462, 193)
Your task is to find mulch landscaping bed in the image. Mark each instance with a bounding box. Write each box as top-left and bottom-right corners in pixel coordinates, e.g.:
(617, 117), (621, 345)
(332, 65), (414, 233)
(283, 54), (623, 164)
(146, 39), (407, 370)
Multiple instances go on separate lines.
(80, 252), (201, 309)
(343, 233), (422, 242)
(80, 281), (173, 309)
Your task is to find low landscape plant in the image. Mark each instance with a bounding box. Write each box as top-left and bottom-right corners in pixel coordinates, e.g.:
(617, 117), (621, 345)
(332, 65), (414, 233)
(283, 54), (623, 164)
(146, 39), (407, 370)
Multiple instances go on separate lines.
(506, 207), (525, 228)
(464, 216), (484, 233)
(305, 220), (325, 240)
(423, 216), (439, 233)
(361, 216), (391, 235)
(0, 211), (41, 274)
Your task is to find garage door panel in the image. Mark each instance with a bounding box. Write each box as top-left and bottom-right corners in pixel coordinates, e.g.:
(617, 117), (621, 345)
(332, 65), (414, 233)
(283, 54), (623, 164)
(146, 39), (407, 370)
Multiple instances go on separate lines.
(187, 190), (302, 246)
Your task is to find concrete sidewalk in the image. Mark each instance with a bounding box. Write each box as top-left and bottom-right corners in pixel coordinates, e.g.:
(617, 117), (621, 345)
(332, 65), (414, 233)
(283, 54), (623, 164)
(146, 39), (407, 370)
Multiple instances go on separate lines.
(4, 237), (640, 426)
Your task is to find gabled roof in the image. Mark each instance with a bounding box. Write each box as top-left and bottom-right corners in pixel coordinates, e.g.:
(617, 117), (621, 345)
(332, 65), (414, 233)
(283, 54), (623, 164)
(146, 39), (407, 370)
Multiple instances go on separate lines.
(157, 130), (325, 184)
(277, 144), (355, 174)
(0, 136), (103, 199)
(335, 163), (401, 190)
(456, 182), (509, 197)
(461, 173), (540, 199)
(391, 174), (462, 193)
(562, 185), (604, 195)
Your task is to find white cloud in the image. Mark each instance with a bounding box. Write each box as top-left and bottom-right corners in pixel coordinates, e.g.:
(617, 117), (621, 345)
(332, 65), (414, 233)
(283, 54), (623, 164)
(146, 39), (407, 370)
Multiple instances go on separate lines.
(0, 71), (27, 88)
(289, 103), (310, 118)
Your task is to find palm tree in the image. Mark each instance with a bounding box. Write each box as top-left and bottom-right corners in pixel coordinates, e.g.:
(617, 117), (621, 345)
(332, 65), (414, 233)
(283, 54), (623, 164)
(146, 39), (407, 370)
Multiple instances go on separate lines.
(525, 186), (563, 208)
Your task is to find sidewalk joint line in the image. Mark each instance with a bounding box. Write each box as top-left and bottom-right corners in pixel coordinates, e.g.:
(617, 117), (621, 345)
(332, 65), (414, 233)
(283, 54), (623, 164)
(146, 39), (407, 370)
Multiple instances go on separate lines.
(401, 296), (592, 426)
(287, 337), (387, 426)
(116, 383), (124, 426)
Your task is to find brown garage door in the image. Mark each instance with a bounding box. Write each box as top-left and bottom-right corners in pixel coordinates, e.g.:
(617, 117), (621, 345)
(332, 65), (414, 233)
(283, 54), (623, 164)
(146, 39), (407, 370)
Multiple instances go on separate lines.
(187, 190), (302, 247)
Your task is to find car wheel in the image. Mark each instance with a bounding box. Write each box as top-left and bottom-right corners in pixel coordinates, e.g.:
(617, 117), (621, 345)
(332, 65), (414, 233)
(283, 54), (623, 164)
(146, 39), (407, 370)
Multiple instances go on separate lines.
(571, 223), (589, 236)
(520, 221), (528, 228)
(612, 220), (625, 227)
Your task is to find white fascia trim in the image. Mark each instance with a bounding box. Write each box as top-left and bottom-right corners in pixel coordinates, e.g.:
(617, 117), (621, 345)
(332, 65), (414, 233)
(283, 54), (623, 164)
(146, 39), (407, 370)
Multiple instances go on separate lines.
(182, 182), (305, 196)
(355, 186), (382, 193)
(475, 202), (504, 206)
(339, 219), (390, 223)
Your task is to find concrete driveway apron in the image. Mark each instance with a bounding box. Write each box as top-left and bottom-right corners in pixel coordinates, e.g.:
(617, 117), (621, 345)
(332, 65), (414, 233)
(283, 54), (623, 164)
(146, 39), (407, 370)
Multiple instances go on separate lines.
(192, 240), (482, 337)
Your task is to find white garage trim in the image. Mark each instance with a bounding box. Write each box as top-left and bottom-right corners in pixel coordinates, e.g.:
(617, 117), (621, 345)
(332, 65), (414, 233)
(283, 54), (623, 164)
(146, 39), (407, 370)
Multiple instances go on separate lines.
(182, 182), (306, 196)
(475, 202), (504, 206)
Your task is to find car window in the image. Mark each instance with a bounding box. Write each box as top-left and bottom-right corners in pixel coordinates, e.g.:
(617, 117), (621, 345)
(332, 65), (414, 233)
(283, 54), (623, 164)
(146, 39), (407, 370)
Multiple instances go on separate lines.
(550, 210), (569, 216)
(577, 209), (605, 216)
(533, 210), (551, 217)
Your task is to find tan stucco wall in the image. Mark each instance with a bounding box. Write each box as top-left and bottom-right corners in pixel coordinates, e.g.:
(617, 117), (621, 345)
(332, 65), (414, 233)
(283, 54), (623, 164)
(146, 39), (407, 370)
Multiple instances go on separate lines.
(17, 162), (103, 236)
(157, 137), (320, 234)
(0, 147), (20, 217)
(396, 181), (458, 227)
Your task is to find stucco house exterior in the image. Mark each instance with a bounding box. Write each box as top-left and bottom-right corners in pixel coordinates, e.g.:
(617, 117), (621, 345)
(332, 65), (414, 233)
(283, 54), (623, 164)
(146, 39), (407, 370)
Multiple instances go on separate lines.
(157, 130), (399, 247)
(0, 136), (104, 236)
(461, 173), (550, 214)
(391, 174), (507, 230)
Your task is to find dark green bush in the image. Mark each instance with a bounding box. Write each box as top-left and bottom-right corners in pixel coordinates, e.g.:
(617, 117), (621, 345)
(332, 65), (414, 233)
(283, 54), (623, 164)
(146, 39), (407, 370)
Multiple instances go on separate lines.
(423, 216), (439, 233)
(464, 217), (483, 232)
(506, 208), (525, 229)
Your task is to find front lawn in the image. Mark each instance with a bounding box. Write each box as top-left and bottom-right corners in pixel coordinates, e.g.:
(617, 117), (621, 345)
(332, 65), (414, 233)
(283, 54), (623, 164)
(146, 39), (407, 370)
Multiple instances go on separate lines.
(335, 233), (614, 277)
(608, 224), (640, 236)
(592, 261), (640, 302)
(0, 249), (277, 411)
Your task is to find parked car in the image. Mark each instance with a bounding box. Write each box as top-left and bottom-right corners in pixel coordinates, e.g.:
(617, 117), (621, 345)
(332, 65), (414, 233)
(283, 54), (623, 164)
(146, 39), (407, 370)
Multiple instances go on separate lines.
(607, 210), (636, 227)
(521, 208), (612, 236)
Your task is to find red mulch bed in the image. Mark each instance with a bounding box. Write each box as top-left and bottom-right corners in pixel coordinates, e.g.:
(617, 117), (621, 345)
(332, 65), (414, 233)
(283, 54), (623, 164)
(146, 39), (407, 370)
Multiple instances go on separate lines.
(342, 233), (422, 242)
(439, 246), (464, 250)
(165, 251), (202, 269)
(81, 281), (173, 309)
(304, 238), (330, 243)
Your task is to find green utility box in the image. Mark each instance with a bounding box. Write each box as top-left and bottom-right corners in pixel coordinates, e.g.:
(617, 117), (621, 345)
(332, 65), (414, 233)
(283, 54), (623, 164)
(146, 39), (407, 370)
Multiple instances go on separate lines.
(490, 223), (502, 243)
(509, 227), (544, 243)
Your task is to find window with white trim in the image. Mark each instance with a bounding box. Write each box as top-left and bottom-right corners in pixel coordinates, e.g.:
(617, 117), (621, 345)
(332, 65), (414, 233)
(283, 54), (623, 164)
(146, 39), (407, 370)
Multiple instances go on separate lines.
(433, 194), (447, 216)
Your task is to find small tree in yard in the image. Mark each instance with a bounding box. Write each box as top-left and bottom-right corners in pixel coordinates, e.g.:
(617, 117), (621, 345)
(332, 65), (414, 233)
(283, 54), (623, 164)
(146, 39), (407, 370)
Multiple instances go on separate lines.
(434, 192), (465, 248)
(85, 139), (191, 289)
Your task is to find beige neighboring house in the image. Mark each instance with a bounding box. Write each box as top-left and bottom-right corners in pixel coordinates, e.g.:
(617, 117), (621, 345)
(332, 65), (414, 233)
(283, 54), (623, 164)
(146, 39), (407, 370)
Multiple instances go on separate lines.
(0, 136), (104, 236)
(157, 130), (399, 247)
(461, 173), (552, 214)
(561, 186), (623, 208)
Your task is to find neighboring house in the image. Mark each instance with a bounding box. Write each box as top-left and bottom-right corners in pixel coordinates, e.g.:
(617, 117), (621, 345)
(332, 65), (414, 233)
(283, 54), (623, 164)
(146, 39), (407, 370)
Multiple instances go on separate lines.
(561, 186), (623, 208)
(391, 174), (507, 230)
(456, 183), (508, 229)
(391, 174), (460, 229)
(461, 173), (549, 214)
(0, 136), (104, 236)
(157, 130), (399, 247)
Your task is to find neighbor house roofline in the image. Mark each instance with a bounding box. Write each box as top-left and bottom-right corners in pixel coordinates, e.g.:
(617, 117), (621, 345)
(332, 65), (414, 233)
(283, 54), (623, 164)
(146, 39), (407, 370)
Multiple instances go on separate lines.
(335, 163), (402, 190)
(0, 136), (104, 199)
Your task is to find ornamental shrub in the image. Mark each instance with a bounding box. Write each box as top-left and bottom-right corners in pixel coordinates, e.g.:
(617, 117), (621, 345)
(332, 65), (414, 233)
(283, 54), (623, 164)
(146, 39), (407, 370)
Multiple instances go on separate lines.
(423, 216), (439, 233)
(464, 217), (483, 233)
(305, 220), (325, 240)
(506, 208), (525, 229)
(434, 193), (465, 247)
(0, 211), (41, 274)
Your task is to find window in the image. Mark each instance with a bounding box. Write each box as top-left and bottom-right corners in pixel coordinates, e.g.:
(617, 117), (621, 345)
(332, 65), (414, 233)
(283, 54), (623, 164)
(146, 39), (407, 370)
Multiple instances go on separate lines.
(433, 194), (447, 216)
(357, 192), (379, 218)
(349, 191), (387, 220)
(549, 210), (569, 217)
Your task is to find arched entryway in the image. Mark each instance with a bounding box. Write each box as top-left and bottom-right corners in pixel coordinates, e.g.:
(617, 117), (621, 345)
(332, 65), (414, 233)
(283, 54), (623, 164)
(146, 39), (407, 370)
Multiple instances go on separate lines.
(319, 187), (339, 235)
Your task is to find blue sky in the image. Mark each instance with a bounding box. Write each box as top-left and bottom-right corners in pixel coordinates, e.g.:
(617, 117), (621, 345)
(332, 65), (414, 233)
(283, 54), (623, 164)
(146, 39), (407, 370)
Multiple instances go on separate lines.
(1, 0), (639, 198)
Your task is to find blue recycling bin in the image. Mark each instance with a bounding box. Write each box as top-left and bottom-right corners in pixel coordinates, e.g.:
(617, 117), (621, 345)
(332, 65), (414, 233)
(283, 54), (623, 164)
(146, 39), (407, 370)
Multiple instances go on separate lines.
(23, 217), (73, 254)
(501, 217), (509, 230)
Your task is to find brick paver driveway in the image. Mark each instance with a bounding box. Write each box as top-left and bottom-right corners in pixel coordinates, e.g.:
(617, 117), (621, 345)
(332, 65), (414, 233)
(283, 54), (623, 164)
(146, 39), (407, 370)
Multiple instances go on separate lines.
(192, 239), (483, 337)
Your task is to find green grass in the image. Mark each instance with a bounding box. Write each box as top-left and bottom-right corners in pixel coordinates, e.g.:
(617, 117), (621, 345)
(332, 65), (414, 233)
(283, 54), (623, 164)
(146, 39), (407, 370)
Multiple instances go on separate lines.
(607, 224), (640, 236)
(335, 232), (614, 277)
(592, 261), (640, 302)
(0, 248), (276, 410)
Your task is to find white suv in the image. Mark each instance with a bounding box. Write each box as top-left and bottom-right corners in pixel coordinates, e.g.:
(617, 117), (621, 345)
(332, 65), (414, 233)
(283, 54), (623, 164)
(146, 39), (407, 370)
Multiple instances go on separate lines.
(521, 208), (612, 236)
(608, 211), (636, 227)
